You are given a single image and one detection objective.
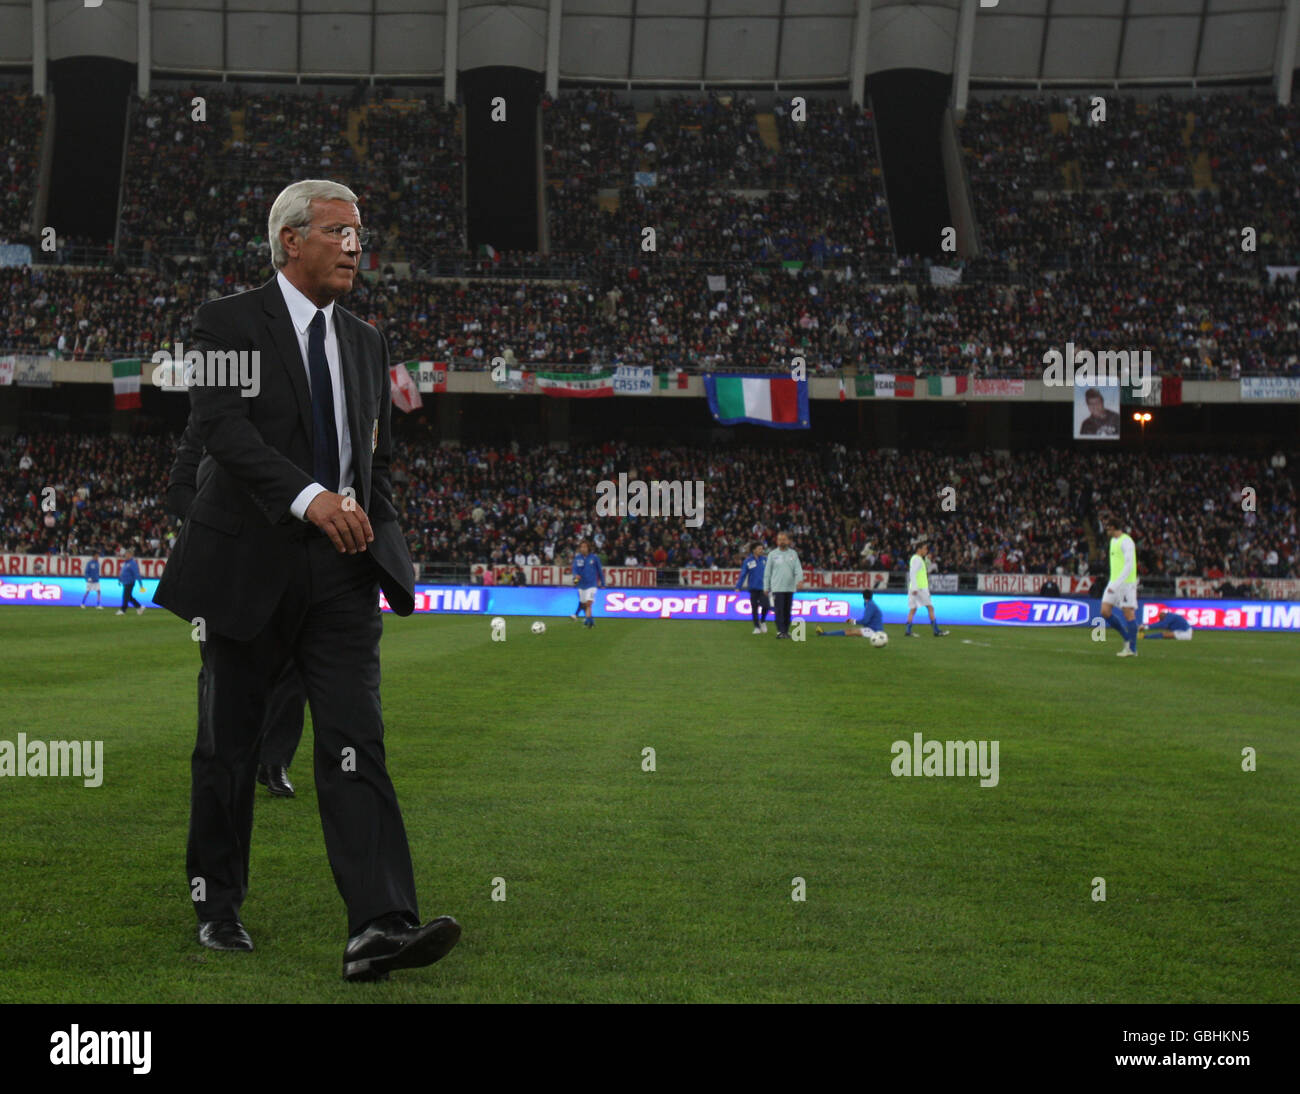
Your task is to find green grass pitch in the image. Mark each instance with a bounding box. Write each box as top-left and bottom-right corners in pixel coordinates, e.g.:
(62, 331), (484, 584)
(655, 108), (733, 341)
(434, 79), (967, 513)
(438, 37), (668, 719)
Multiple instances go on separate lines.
(1, 608), (1296, 1003)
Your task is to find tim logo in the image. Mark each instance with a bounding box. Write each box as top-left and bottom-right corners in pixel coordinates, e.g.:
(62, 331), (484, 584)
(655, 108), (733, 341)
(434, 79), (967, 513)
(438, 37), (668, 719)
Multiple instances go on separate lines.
(981, 599), (1089, 626)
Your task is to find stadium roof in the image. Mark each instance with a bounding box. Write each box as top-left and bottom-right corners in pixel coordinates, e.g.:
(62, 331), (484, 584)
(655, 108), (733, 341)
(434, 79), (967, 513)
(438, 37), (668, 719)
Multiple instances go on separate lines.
(2, 0), (1297, 89)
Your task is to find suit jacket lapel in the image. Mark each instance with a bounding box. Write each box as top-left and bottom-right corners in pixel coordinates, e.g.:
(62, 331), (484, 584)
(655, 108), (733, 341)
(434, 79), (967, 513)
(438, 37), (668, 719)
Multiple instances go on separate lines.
(261, 279), (314, 446)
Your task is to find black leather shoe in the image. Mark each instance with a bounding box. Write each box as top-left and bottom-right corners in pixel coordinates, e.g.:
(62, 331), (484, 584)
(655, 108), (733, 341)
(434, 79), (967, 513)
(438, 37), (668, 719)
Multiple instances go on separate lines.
(256, 764), (269, 787)
(343, 914), (461, 982)
(198, 920), (253, 952)
(264, 765), (295, 797)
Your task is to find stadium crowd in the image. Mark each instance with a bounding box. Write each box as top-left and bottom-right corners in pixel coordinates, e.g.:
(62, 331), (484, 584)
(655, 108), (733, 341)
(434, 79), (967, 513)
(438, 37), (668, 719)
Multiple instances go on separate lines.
(118, 87), (460, 267)
(3, 433), (1295, 584)
(0, 88), (46, 243)
(3, 88), (1300, 378)
(961, 93), (1300, 269)
(7, 258), (1300, 379)
(545, 90), (895, 265)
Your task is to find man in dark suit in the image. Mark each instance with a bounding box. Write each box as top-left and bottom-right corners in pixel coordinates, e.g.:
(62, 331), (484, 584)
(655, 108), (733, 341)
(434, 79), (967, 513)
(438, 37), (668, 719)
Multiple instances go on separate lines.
(155, 179), (459, 981)
(167, 416), (306, 798)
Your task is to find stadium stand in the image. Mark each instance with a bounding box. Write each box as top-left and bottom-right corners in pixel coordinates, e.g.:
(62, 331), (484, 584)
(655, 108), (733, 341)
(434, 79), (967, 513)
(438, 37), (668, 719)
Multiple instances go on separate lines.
(0, 88), (46, 243)
(4, 434), (1295, 581)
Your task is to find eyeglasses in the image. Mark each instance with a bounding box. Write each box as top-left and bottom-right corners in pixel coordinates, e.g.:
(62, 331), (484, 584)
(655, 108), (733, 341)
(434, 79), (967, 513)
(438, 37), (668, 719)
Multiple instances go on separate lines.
(306, 223), (371, 248)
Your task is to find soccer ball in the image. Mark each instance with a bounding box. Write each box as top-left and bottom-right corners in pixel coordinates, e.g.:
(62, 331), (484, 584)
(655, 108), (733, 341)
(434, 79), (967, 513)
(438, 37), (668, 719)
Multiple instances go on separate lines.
(869, 630), (889, 648)
(531, 621), (547, 635)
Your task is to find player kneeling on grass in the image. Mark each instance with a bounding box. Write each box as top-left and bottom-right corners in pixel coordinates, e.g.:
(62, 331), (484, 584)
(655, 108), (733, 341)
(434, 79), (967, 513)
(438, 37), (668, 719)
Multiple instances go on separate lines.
(1140, 612), (1194, 640)
(1100, 514), (1140, 657)
(816, 590), (885, 639)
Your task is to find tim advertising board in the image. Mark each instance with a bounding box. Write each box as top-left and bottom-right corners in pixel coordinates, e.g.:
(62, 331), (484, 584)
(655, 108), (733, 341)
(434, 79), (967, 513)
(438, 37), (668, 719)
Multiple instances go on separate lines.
(980, 599), (1091, 626)
(2, 580), (1299, 631)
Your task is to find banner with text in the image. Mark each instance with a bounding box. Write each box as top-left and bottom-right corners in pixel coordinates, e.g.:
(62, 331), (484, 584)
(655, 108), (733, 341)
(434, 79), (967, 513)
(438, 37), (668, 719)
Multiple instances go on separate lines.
(1240, 377), (1300, 400)
(1175, 576), (1300, 599)
(977, 573), (1097, 595)
(1, 553), (168, 579)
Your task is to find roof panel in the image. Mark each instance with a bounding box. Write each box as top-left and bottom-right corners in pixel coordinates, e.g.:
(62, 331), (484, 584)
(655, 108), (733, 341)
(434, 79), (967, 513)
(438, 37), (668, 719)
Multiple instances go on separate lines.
(374, 12), (445, 75)
(1053, 0), (1125, 14)
(706, 16), (779, 82)
(1198, 11), (1282, 77)
(560, 15), (633, 80)
(1042, 17), (1122, 81)
(1119, 14), (1200, 79)
(54, 0), (1299, 84)
(632, 17), (706, 80)
(779, 15), (854, 81)
(973, 14), (1050, 81)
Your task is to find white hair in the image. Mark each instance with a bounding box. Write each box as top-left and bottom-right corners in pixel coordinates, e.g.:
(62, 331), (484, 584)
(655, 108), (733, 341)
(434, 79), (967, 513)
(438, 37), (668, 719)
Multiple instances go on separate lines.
(267, 179), (359, 269)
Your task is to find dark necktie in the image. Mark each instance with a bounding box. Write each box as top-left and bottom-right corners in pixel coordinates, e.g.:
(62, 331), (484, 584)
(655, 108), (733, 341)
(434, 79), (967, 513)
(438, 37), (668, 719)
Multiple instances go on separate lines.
(308, 310), (340, 493)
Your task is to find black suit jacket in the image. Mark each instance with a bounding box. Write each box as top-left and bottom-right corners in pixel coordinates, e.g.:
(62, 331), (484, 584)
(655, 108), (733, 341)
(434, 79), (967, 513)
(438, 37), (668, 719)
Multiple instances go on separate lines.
(164, 413), (211, 519)
(155, 277), (415, 640)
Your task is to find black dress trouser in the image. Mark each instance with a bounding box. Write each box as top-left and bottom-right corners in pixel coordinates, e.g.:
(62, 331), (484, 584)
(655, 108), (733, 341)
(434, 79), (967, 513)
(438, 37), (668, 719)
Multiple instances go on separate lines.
(186, 531), (417, 936)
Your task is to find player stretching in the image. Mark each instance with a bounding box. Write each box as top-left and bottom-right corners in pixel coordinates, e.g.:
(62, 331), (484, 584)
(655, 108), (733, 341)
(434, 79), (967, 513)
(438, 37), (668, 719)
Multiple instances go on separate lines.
(817, 590), (884, 638)
(1141, 612), (1193, 641)
(572, 539), (604, 629)
(904, 540), (948, 637)
(1101, 515), (1139, 657)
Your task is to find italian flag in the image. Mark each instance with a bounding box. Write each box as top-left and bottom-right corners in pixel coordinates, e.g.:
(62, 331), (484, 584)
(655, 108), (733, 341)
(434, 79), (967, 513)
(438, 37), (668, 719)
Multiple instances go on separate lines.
(389, 364), (423, 413)
(854, 373), (915, 398)
(926, 375), (969, 397)
(406, 361), (448, 393)
(112, 359), (142, 410)
(535, 370), (615, 397)
(704, 374), (809, 429)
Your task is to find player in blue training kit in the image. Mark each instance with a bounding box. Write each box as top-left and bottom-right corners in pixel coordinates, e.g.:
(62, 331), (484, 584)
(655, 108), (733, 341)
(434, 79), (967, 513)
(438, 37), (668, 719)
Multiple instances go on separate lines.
(569, 550), (585, 620)
(116, 552), (145, 616)
(572, 539), (604, 629)
(1140, 612), (1194, 641)
(81, 555), (103, 609)
(816, 590), (885, 639)
(736, 543), (771, 634)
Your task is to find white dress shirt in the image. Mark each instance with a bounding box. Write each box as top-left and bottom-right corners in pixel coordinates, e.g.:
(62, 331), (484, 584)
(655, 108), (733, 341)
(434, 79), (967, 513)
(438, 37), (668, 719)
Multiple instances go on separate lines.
(277, 271), (354, 520)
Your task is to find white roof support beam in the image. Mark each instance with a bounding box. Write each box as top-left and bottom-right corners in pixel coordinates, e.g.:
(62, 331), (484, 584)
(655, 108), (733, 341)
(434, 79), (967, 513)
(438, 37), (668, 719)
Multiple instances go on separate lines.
(952, 0), (978, 117)
(138, 0), (151, 97)
(32, 0), (46, 97)
(849, 0), (872, 107)
(546, 0), (562, 99)
(446, 0), (459, 104)
(1276, 0), (1300, 105)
